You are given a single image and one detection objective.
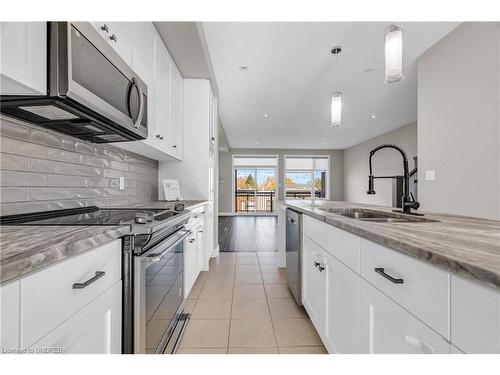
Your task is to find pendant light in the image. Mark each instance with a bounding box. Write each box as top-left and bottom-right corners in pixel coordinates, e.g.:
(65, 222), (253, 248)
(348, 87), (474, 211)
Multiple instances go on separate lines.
(330, 46), (342, 127)
(384, 24), (403, 83)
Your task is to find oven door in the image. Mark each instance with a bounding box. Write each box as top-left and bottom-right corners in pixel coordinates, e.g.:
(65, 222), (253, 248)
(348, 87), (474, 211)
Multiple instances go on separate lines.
(51, 22), (148, 141)
(134, 229), (190, 354)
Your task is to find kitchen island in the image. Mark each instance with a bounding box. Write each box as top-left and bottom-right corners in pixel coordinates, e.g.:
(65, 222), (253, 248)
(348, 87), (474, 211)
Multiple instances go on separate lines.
(278, 200), (500, 354)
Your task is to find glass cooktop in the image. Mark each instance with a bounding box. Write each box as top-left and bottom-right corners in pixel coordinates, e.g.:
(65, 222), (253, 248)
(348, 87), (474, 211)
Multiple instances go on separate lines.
(0, 206), (169, 226)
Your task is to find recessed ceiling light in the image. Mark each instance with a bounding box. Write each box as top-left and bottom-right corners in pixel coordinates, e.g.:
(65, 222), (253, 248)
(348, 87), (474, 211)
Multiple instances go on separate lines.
(371, 114), (377, 119)
(363, 68), (374, 74)
(255, 141), (260, 145)
(264, 113), (271, 118)
(239, 66), (249, 71)
(322, 142), (327, 145)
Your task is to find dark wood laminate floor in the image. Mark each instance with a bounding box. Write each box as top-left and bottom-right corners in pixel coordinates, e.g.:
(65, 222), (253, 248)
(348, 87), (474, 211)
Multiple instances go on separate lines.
(218, 216), (277, 252)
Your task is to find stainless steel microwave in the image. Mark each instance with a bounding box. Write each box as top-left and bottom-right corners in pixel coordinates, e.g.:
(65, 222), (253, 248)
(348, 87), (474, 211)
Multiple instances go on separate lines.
(0, 22), (148, 143)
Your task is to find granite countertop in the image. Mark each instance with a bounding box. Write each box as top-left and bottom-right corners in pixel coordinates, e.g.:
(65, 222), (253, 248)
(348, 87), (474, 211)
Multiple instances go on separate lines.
(282, 200), (500, 290)
(0, 200), (209, 284)
(0, 225), (131, 284)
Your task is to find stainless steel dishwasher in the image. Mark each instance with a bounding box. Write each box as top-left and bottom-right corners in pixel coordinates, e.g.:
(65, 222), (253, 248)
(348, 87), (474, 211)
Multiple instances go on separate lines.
(285, 208), (302, 305)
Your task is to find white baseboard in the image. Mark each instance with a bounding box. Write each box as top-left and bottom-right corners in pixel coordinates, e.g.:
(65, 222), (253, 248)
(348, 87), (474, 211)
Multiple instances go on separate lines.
(212, 244), (220, 258)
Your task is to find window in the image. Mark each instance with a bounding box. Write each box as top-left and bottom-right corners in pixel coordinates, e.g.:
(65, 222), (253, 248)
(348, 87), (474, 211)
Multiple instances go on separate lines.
(284, 156), (329, 199)
(233, 156), (278, 213)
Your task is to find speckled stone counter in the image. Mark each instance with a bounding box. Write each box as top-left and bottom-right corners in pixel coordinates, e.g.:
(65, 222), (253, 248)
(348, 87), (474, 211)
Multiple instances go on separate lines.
(0, 225), (130, 284)
(0, 201), (208, 284)
(283, 200), (500, 289)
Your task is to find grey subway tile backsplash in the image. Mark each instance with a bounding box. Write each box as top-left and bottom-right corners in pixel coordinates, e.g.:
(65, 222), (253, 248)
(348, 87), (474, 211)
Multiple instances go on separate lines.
(0, 170), (47, 187)
(0, 118), (30, 140)
(30, 158), (75, 175)
(0, 116), (158, 215)
(0, 154), (30, 171)
(47, 147), (85, 164)
(0, 188), (30, 203)
(30, 188), (74, 201)
(47, 174), (86, 187)
(74, 165), (104, 177)
(1, 137), (46, 158)
(30, 129), (75, 151)
(0, 201), (47, 216)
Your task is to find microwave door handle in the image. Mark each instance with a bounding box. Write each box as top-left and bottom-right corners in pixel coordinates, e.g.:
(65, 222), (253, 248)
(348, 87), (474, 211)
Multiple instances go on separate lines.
(133, 77), (145, 128)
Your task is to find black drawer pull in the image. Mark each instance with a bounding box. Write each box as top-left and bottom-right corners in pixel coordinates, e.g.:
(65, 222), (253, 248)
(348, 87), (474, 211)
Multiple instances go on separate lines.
(374, 268), (404, 284)
(73, 271), (106, 289)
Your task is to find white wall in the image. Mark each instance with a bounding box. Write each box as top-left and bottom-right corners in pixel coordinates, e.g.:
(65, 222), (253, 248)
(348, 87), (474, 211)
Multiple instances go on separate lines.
(418, 22), (500, 220)
(218, 148), (343, 214)
(343, 123), (418, 207)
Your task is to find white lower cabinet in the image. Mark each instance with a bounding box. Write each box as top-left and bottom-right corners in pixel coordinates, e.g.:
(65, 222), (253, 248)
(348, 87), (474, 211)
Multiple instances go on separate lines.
(0, 239), (122, 354)
(302, 237), (327, 334)
(450, 274), (500, 354)
(0, 280), (20, 350)
(300, 215), (500, 354)
(324, 252), (359, 354)
(31, 281), (122, 354)
(359, 279), (450, 354)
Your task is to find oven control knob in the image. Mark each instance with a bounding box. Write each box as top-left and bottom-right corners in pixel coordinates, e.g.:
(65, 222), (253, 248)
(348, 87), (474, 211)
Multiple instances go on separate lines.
(135, 213), (148, 224)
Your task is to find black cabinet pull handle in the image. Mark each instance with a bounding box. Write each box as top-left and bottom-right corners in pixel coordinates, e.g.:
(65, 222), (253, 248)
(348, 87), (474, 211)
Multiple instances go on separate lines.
(73, 271), (106, 289)
(374, 268), (404, 284)
(314, 261), (320, 268)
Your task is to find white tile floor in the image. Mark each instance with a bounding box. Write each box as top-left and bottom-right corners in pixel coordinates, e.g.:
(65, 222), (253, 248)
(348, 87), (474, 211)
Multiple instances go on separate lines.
(176, 251), (327, 354)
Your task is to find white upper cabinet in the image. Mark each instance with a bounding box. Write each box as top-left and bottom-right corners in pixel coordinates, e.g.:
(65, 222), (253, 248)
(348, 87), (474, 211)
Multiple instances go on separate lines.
(91, 22), (136, 67)
(0, 22), (46, 95)
(169, 62), (184, 159)
(359, 279), (450, 354)
(153, 35), (172, 152)
(114, 23), (184, 161)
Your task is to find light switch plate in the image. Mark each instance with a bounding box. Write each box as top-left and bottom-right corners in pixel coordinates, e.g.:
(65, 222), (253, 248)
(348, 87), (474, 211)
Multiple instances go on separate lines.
(119, 176), (125, 190)
(425, 170), (436, 181)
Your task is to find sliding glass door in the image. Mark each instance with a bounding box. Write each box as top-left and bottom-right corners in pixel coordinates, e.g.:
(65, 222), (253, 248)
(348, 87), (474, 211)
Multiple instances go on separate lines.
(235, 168), (276, 212)
(233, 156), (278, 213)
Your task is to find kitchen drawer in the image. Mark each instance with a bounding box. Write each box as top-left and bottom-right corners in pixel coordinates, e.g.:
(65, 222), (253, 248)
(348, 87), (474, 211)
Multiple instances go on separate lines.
(450, 274), (500, 353)
(360, 239), (449, 338)
(303, 215), (360, 273)
(359, 279), (450, 354)
(31, 281), (122, 354)
(20, 239), (121, 347)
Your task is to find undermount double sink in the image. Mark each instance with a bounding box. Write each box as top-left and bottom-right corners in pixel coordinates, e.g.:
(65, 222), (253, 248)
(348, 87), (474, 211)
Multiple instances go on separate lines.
(320, 208), (438, 223)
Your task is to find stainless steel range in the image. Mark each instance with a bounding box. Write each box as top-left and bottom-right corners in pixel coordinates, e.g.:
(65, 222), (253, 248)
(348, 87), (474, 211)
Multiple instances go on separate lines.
(0, 204), (193, 354)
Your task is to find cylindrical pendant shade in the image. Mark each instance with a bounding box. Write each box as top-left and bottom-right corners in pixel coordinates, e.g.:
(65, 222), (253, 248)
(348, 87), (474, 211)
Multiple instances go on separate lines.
(385, 24), (403, 83)
(330, 91), (342, 127)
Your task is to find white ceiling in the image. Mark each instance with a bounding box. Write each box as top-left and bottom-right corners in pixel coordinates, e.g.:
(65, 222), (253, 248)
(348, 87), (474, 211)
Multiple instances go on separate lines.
(203, 22), (459, 150)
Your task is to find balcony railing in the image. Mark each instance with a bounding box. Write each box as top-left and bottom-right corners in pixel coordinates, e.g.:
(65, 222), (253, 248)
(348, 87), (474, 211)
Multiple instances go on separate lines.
(235, 190), (275, 212)
(285, 190), (323, 199)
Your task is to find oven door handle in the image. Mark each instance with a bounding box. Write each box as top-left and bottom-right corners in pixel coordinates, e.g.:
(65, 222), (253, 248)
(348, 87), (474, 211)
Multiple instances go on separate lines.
(142, 230), (191, 263)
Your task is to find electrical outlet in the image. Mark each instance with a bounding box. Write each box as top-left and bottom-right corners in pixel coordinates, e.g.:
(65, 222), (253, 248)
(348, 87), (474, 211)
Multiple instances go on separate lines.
(425, 170), (436, 181)
(119, 176), (125, 190)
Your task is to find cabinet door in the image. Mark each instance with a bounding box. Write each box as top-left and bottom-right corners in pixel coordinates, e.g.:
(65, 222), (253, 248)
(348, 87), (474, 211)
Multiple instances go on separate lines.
(324, 252), (359, 353)
(183, 234), (197, 297)
(154, 36), (172, 153)
(169, 62), (184, 159)
(103, 22), (136, 66)
(196, 226), (205, 275)
(451, 274), (500, 353)
(359, 279), (450, 354)
(302, 236), (327, 334)
(32, 282), (122, 354)
(0, 280), (20, 350)
(0, 22), (46, 95)
(132, 23), (156, 137)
